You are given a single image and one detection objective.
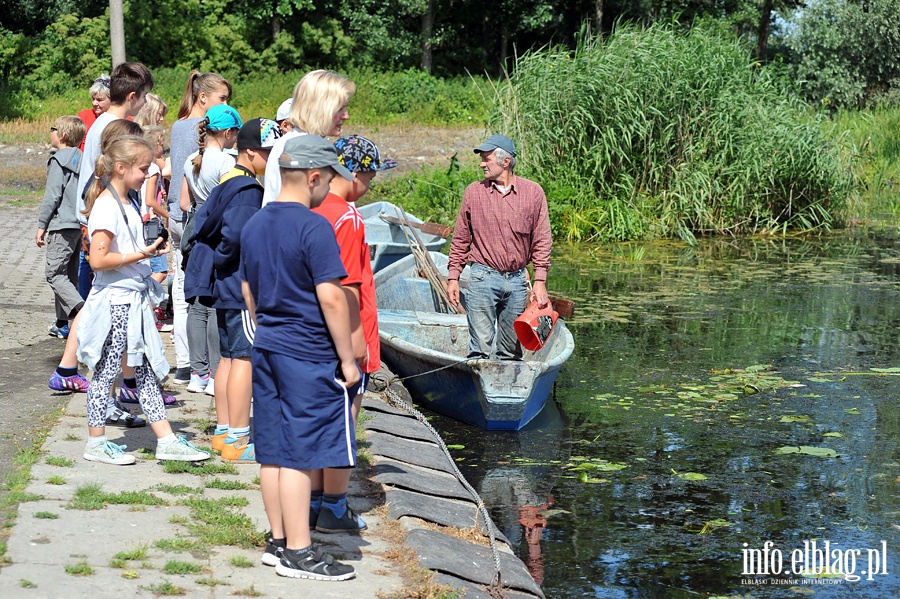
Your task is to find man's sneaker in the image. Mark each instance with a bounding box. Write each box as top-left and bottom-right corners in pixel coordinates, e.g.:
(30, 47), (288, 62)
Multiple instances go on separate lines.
(186, 373), (210, 393)
(106, 405), (146, 428)
(49, 371), (90, 393)
(315, 500), (368, 534)
(261, 537), (285, 566)
(275, 546), (355, 581)
(156, 321), (174, 332)
(221, 436), (256, 462)
(204, 377), (216, 396)
(48, 323), (69, 339)
(119, 386), (177, 405)
(172, 367), (191, 385)
(83, 440), (135, 465)
(155, 434), (211, 461)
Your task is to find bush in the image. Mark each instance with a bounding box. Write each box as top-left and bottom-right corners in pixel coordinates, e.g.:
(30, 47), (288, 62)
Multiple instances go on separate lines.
(488, 22), (858, 242)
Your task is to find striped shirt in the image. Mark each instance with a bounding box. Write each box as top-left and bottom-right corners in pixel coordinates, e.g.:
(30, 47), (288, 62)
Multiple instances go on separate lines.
(447, 176), (552, 282)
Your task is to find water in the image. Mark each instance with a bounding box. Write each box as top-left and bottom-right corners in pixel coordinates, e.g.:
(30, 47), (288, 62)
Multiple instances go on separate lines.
(430, 229), (900, 598)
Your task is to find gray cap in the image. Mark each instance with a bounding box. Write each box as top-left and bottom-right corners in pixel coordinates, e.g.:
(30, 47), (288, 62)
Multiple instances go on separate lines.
(278, 134), (353, 180)
(474, 134), (516, 157)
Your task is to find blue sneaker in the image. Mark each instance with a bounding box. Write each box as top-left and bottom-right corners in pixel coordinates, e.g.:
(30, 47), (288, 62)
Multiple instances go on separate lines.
(186, 372), (210, 393)
(315, 499), (368, 534)
(48, 324), (69, 339)
(49, 371), (89, 393)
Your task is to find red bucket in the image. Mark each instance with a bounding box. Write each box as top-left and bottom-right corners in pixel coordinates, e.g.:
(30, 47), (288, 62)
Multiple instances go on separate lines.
(514, 301), (559, 351)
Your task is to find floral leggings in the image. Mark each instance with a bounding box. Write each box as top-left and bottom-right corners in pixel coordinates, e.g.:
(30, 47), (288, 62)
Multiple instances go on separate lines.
(86, 304), (167, 428)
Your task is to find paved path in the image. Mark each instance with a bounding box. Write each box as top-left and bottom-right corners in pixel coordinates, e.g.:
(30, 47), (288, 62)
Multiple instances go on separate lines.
(0, 203), (406, 597)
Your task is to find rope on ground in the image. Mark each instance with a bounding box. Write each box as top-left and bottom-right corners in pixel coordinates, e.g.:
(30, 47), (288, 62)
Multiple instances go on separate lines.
(379, 380), (509, 598)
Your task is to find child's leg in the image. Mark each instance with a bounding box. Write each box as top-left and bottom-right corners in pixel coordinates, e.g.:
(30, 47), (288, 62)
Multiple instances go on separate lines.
(260, 465), (283, 538)
(86, 305), (129, 435)
(214, 356), (231, 429)
(45, 230), (84, 322)
(279, 467), (313, 551)
(226, 356), (252, 430)
(317, 392), (366, 533)
(133, 359), (168, 425)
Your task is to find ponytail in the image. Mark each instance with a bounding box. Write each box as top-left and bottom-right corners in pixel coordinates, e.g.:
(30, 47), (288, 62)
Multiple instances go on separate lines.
(177, 70), (202, 120)
(176, 71), (232, 120)
(82, 155), (112, 219)
(191, 117), (209, 175)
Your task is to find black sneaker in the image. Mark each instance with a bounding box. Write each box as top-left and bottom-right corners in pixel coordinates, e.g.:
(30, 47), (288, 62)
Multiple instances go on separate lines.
(261, 536), (285, 566)
(172, 367), (191, 385)
(275, 546), (355, 581)
(105, 404), (146, 428)
(315, 500), (368, 534)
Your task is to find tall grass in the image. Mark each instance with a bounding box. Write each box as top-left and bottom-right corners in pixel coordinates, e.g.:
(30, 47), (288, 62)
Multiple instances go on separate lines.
(488, 23), (859, 242)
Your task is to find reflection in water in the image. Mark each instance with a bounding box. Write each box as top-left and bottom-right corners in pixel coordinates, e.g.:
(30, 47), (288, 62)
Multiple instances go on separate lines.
(429, 230), (900, 598)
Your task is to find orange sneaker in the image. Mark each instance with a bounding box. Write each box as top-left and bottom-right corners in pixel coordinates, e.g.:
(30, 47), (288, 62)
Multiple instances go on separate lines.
(212, 431), (228, 452)
(221, 436), (256, 462)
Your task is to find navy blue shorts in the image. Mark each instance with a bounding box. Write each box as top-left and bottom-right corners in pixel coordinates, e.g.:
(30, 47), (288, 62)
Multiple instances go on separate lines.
(252, 348), (361, 470)
(217, 309), (254, 359)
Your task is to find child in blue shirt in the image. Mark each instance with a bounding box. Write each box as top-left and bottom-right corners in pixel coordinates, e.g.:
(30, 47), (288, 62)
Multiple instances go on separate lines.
(239, 134), (359, 581)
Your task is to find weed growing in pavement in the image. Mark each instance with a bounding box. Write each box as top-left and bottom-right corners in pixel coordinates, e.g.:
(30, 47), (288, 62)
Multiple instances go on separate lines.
(204, 478), (252, 491)
(121, 570), (139, 579)
(69, 483), (168, 510)
(45, 456), (74, 467)
(140, 581), (186, 596)
(64, 560), (93, 576)
(46, 475), (65, 485)
(196, 577), (228, 587)
(153, 484), (203, 496)
(162, 560), (204, 575)
(169, 515), (189, 524)
(177, 497), (264, 549)
(232, 584), (263, 597)
(230, 555), (254, 568)
(63, 433), (79, 441)
(33, 511), (58, 519)
(19, 579), (36, 588)
(154, 538), (208, 553)
(113, 545), (149, 562)
(376, 507), (457, 599)
(162, 460), (237, 476)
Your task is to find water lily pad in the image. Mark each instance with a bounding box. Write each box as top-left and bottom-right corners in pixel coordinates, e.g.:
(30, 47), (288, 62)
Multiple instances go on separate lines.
(446, 444), (465, 450)
(676, 472), (708, 481)
(822, 432), (843, 438)
(870, 367), (900, 373)
(576, 471), (609, 484)
(775, 446), (839, 458)
(844, 408), (861, 415)
(780, 415), (812, 423)
(569, 460), (628, 472)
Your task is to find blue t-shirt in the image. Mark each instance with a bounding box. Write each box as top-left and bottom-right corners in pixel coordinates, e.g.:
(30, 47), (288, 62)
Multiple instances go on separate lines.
(239, 202), (347, 361)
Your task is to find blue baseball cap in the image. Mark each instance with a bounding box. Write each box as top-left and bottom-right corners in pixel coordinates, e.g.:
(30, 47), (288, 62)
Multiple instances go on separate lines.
(474, 134), (516, 157)
(205, 104), (242, 131)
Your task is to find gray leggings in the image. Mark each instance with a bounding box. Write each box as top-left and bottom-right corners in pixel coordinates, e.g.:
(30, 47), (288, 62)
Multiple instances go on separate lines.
(86, 304), (167, 427)
(187, 300), (220, 377)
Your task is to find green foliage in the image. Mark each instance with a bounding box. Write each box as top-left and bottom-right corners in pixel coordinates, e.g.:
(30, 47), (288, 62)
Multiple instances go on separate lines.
(489, 22), (857, 242)
(364, 153), (482, 226)
(162, 560), (203, 575)
(782, 0), (900, 108)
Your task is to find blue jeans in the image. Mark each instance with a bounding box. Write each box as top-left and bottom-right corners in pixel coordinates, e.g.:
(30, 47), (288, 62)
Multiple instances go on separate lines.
(77, 250), (93, 300)
(463, 263), (528, 360)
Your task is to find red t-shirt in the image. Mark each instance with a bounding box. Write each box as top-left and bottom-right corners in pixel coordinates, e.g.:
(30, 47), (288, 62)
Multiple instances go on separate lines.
(313, 193), (380, 373)
(76, 108), (98, 152)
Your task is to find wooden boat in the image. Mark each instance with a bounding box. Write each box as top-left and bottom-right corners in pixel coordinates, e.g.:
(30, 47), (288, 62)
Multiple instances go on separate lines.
(357, 201), (448, 273)
(375, 253), (574, 431)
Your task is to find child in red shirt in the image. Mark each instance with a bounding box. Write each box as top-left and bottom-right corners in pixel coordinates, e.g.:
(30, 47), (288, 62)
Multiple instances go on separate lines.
(310, 134), (397, 532)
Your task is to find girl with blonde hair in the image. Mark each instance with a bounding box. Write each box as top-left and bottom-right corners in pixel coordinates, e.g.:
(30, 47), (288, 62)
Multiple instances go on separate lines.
(135, 93), (168, 128)
(261, 69), (355, 205)
(76, 135), (210, 465)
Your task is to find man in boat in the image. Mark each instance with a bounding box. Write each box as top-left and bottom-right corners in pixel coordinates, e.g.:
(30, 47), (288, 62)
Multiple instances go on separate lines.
(446, 134), (552, 360)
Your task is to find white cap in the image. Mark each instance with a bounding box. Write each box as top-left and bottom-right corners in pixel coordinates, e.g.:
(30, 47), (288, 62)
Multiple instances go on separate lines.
(276, 98), (292, 122)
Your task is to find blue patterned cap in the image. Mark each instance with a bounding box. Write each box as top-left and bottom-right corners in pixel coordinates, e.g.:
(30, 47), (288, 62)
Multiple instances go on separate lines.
(334, 134), (398, 173)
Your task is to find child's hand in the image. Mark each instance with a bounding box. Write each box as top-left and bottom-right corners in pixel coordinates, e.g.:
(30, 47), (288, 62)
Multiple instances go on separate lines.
(337, 360), (361, 390)
(35, 228), (46, 247)
(143, 236), (170, 256)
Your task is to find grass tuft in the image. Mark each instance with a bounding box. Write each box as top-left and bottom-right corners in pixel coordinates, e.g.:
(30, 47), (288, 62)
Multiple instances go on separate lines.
(64, 560), (93, 576)
(204, 478), (252, 491)
(140, 581), (186, 596)
(45, 456), (75, 468)
(230, 555), (254, 568)
(69, 483), (168, 510)
(33, 511), (58, 519)
(46, 475), (66, 485)
(162, 560), (203, 575)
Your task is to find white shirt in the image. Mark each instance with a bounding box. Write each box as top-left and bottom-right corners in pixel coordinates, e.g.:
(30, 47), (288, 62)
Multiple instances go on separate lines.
(183, 147), (234, 208)
(88, 193), (152, 304)
(261, 128), (307, 206)
(76, 112), (119, 225)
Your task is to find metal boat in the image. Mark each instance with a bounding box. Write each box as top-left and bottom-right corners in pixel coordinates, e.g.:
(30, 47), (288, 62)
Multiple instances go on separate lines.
(358, 201), (448, 273)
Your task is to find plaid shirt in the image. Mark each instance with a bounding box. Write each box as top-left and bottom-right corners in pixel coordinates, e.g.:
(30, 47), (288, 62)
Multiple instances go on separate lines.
(448, 176), (552, 282)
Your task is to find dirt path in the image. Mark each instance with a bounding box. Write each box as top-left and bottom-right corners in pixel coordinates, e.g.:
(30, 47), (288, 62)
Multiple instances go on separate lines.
(0, 125), (484, 195)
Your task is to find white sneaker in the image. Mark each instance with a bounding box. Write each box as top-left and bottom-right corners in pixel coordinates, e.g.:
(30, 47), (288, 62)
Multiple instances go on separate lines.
(156, 434), (211, 461)
(83, 440), (136, 465)
(186, 373), (210, 393)
(204, 378), (216, 396)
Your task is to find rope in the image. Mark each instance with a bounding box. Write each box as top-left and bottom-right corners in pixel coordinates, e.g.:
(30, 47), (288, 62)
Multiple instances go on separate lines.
(378, 380), (509, 598)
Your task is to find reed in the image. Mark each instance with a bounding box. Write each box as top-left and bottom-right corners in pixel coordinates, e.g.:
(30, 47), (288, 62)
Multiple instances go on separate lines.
(489, 23), (858, 242)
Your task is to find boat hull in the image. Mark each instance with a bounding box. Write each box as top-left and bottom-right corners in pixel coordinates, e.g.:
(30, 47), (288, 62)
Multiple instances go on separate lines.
(375, 253), (574, 431)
